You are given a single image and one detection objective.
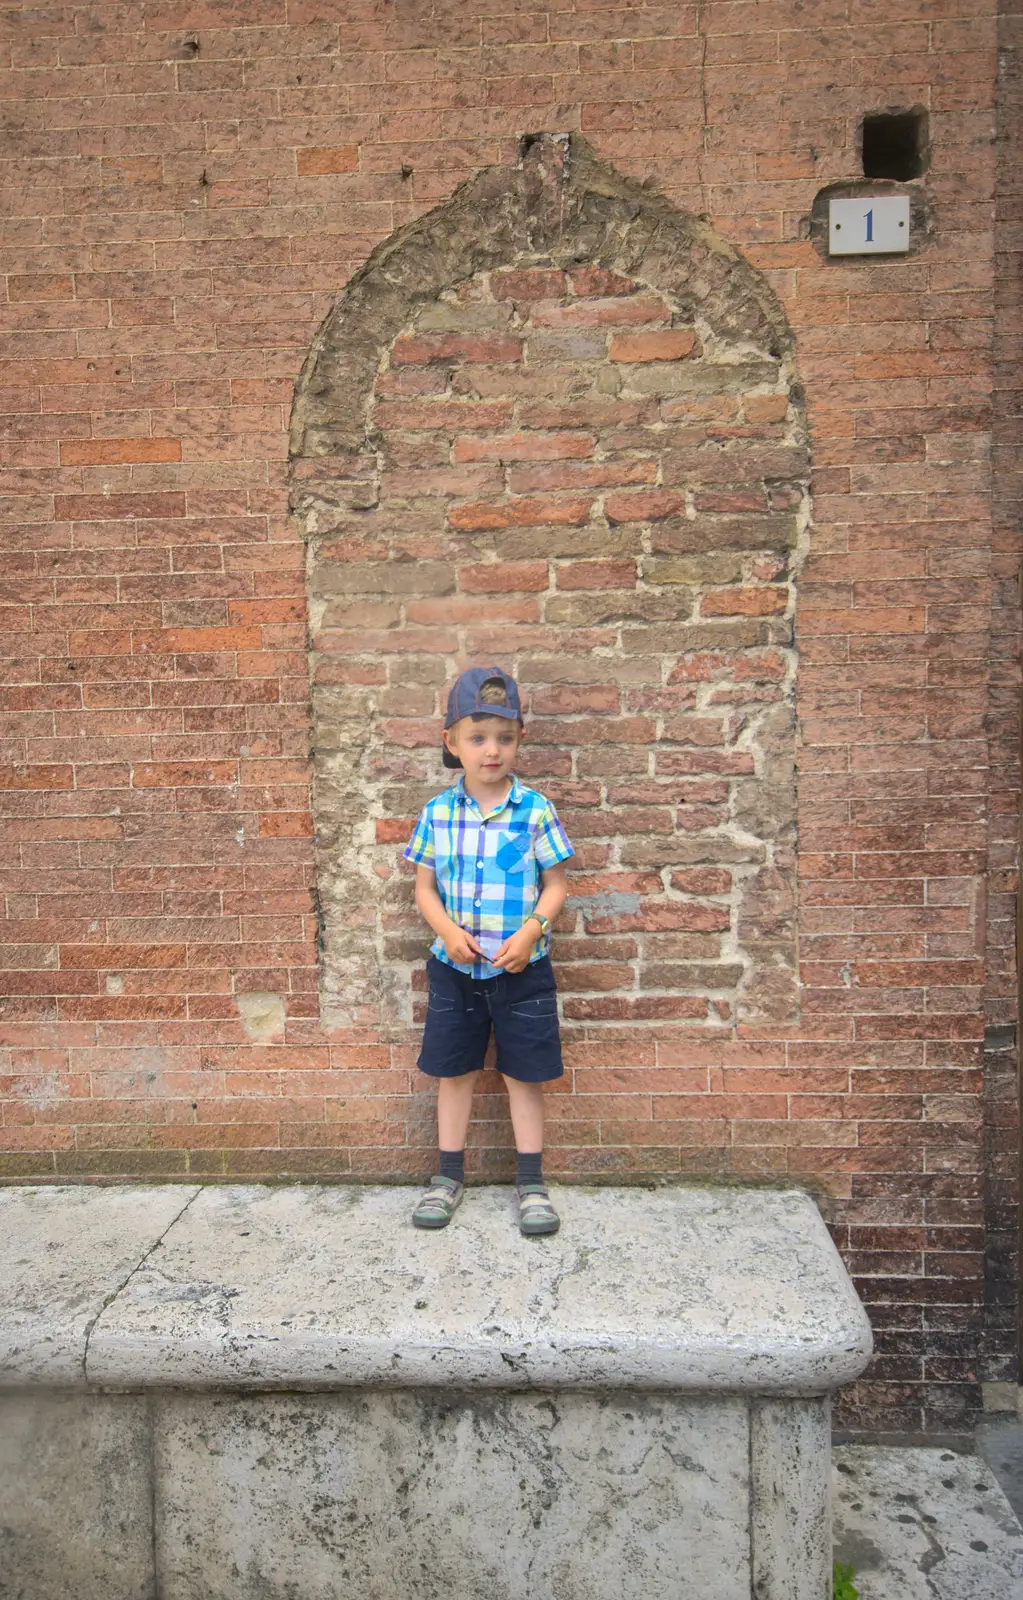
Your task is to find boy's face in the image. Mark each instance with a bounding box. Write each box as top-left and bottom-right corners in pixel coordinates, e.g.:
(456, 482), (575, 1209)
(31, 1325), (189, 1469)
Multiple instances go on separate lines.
(444, 715), (522, 785)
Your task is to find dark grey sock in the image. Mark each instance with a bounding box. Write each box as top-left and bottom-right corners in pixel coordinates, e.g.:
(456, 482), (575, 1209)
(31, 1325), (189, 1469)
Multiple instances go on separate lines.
(439, 1149), (464, 1185)
(517, 1151), (543, 1186)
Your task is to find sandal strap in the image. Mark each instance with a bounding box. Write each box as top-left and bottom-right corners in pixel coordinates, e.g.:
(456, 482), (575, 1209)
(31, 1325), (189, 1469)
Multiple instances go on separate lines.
(416, 1178), (461, 1211)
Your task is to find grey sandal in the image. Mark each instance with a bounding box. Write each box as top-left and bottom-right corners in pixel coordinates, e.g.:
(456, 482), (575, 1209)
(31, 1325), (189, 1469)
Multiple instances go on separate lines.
(516, 1182), (560, 1237)
(412, 1176), (464, 1229)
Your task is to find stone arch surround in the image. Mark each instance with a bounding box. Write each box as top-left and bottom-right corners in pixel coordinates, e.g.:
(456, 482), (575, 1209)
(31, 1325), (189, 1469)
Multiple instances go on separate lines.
(289, 135), (810, 1032)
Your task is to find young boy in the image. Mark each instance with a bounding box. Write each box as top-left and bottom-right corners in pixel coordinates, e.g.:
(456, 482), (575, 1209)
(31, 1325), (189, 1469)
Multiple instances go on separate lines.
(402, 666), (573, 1237)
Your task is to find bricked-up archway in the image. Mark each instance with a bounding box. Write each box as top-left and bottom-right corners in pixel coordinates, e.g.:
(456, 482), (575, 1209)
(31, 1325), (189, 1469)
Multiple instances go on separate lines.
(290, 135), (809, 1032)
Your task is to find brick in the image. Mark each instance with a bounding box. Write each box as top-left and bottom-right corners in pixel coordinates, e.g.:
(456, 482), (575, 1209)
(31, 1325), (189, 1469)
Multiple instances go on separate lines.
(528, 294), (671, 328)
(531, 685), (621, 714)
(374, 400), (514, 431)
(555, 560), (636, 590)
(508, 459), (657, 493)
(0, 764), (74, 790)
(604, 490), (686, 524)
(610, 329), (698, 362)
(447, 495), (593, 531)
(8, 276), (75, 302)
(59, 438), (182, 466)
(458, 562), (549, 593)
(258, 812), (314, 837)
(491, 268), (567, 299)
(296, 146), (360, 176)
(452, 431), (596, 462)
(53, 493), (186, 521)
(744, 394), (789, 424)
(391, 333), (523, 365)
(131, 626), (262, 654)
(700, 586), (789, 617)
(566, 266), (638, 297)
(130, 762), (237, 787)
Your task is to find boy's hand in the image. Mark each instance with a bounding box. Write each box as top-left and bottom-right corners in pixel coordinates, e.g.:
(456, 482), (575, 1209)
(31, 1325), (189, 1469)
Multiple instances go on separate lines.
(443, 926), (484, 966)
(491, 926), (537, 973)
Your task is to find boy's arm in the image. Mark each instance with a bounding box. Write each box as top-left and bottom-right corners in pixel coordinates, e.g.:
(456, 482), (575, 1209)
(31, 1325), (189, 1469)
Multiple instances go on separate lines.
(414, 865), (483, 967)
(491, 861), (569, 973)
(532, 860), (569, 926)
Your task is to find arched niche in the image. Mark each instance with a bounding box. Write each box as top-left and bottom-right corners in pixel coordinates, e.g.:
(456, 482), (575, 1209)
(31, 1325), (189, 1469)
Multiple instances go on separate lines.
(290, 134), (809, 1033)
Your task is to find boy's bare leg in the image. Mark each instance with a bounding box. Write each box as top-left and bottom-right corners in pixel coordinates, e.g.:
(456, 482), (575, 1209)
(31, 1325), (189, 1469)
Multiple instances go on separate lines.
(412, 1071), (479, 1229)
(436, 1069), (480, 1152)
(501, 1075), (544, 1154)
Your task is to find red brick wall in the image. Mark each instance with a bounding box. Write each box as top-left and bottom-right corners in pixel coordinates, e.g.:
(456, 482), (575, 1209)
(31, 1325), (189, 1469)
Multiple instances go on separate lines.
(985, 0), (1023, 1387)
(0, 2), (1008, 1436)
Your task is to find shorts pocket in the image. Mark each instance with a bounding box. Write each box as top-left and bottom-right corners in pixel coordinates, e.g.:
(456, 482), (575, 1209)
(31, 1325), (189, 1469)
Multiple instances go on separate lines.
(509, 995), (558, 1019)
(427, 991), (457, 1013)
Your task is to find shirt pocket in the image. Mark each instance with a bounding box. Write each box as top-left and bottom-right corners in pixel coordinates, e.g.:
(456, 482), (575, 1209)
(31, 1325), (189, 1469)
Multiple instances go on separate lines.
(494, 828), (533, 873)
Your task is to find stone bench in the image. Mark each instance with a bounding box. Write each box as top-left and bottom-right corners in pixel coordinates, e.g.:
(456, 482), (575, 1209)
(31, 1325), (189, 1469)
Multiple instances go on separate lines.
(0, 1183), (871, 1600)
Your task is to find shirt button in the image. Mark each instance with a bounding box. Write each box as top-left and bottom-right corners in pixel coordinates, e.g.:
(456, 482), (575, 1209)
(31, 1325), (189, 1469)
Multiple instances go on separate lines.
(474, 898), (482, 907)
(477, 860), (484, 868)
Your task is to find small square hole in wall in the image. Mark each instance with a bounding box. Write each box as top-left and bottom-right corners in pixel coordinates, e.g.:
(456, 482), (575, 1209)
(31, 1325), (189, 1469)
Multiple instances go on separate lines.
(861, 108), (929, 181)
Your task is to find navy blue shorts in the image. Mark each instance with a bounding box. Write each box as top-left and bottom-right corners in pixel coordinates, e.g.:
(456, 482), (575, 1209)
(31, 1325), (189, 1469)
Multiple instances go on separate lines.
(418, 954), (563, 1084)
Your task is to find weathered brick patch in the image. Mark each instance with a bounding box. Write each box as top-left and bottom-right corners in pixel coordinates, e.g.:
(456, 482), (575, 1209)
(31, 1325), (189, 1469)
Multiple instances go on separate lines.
(293, 139), (809, 1036)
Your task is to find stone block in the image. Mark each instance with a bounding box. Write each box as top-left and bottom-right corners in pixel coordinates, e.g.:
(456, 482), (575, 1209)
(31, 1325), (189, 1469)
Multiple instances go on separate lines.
(751, 1397), (832, 1600)
(0, 1182), (872, 1600)
(84, 1185), (870, 1393)
(154, 1390), (751, 1600)
(0, 1391), (153, 1600)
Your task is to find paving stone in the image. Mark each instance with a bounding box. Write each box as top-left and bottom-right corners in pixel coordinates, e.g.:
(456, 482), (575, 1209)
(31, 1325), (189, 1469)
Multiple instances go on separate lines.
(832, 1444), (1023, 1600)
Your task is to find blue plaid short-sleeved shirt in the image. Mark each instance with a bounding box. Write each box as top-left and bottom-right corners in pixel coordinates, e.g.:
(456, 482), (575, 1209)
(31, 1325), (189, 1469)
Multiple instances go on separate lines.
(403, 776), (574, 978)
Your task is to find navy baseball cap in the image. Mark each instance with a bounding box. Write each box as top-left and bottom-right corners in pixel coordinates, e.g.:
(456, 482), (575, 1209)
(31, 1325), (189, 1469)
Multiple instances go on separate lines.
(442, 666), (522, 768)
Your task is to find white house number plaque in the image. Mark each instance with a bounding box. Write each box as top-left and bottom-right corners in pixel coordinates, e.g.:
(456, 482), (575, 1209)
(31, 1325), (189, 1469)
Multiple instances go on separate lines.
(828, 195), (910, 255)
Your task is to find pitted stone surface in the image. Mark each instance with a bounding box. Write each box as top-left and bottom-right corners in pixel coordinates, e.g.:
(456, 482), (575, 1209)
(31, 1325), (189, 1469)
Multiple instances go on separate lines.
(0, 1183), (199, 1385)
(77, 1184), (871, 1392)
(832, 1445), (1023, 1599)
(751, 1398), (832, 1600)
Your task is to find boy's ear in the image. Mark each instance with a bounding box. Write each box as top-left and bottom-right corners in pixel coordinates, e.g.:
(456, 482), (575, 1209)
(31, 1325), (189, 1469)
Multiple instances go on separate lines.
(441, 723), (463, 770)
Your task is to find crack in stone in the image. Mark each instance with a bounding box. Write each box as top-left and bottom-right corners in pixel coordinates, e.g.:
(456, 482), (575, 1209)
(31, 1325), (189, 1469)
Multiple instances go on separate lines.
(81, 1186), (201, 1385)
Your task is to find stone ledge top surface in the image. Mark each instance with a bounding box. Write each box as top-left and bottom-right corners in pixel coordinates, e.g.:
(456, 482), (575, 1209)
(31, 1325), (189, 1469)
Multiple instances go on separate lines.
(1, 1183), (872, 1394)
(0, 1184), (201, 1386)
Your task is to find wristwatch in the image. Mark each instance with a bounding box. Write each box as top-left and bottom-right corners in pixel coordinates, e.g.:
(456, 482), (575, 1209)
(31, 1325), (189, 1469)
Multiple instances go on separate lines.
(526, 912), (550, 937)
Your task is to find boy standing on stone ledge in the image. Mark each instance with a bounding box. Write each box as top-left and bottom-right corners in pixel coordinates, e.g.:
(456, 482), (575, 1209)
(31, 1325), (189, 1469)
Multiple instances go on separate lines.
(402, 666), (573, 1237)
